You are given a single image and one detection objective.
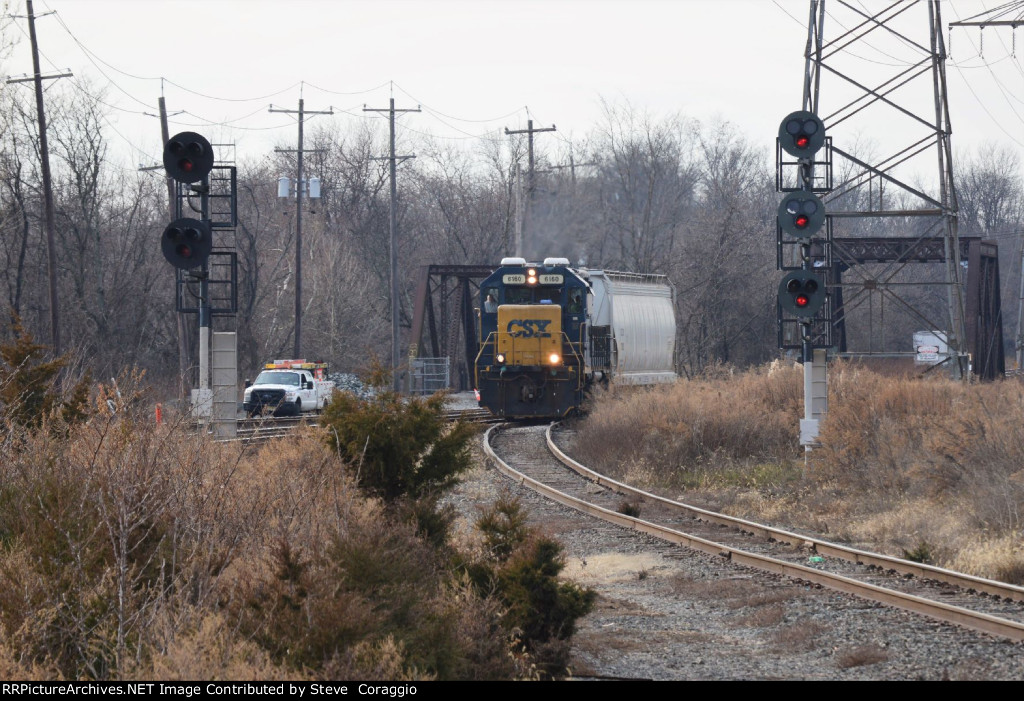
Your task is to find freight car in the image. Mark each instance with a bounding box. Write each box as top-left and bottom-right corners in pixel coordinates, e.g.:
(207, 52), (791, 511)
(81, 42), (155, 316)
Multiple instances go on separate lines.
(475, 257), (676, 418)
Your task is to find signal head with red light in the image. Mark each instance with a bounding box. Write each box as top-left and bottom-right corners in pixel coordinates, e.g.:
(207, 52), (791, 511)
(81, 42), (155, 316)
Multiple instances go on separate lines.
(778, 191), (826, 239)
(778, 111), (826, 158)
(162, 217), (212, 269)
(779, 270), (826, 318)
(163, 131), (214, 184)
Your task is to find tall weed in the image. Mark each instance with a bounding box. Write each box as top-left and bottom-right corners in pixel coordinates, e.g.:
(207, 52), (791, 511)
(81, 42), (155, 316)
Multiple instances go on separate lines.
(571, 363), (802, 488)
(571, 362), (1024, 583)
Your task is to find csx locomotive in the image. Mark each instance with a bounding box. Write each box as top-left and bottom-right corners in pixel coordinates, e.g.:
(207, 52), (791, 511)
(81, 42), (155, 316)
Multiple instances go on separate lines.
(475, 257), (676, 418)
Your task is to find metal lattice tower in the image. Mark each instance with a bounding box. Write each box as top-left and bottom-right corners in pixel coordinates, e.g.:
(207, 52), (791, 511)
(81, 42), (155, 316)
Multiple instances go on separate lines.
(949, 2), (1024, 370)
(798, 0), (970, 377)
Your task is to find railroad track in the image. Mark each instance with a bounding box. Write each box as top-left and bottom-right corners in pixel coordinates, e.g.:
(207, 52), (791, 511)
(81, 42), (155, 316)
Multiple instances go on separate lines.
(211, 406), (497, 444)
(231, 416), (310, 443)
(443, 407), (501, 423)
(484, 422), (1024, 642)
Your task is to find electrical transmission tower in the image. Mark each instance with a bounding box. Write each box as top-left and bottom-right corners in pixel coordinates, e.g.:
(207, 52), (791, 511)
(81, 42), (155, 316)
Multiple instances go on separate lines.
(794, 0), (1002, 379)
(949, 1), (1024, 371)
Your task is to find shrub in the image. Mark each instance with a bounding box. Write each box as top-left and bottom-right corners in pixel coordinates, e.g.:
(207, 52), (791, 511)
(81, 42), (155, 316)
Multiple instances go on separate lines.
(617, 500), (642, 517)
(469, 497), (595, 677)
(320, 390), (476, 502)
(0, 358), (588, 680)
(234, 500), (522, 680)
(0, 393), (207, 678)
(0, 316), (91, 434)
(496, 537), (596, 673)
(475, 493), (530, 561)
(902, 541), (933, 564)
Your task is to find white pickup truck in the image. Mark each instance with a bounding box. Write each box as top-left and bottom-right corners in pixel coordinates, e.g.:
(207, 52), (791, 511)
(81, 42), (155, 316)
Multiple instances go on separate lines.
(243, 360), (334, 417)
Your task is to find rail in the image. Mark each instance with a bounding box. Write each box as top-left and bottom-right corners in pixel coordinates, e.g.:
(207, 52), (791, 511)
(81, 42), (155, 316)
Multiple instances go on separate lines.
(482, 423), (1024, 642)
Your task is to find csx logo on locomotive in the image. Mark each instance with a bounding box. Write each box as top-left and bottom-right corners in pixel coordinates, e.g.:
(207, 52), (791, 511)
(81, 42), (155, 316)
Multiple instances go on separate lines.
(506, 319), (553, 338)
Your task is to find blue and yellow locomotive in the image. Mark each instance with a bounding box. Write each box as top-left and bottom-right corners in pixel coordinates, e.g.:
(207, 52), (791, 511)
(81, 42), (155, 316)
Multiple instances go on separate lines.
(475, 256), (677, 419)
(475, 257), (588, 418)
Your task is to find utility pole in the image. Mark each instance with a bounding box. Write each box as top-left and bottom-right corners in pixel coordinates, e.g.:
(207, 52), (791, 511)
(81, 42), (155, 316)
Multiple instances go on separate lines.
(548, 154), (597, 189)
(7, 0), (71, 356)
(504, 119), (555, 259)
(270, 97), (333, 359)
(364, 97), (420, 392)
(514, 163), (524, 258)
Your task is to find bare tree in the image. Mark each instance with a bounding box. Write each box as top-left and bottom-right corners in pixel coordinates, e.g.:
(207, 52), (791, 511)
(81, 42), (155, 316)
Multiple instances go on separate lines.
(0, 89), (37, 322)
(673, 121), (776, 375)
(588, 101), (697, 274)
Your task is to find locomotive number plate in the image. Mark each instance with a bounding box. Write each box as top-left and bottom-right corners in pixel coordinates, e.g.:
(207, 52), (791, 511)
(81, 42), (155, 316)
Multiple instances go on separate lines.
(503, 274), (526, 284)
(539, 274), (563, 284)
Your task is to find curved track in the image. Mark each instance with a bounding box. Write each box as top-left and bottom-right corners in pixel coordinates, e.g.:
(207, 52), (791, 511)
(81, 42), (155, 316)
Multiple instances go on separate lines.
(484, 422), (1024, 642)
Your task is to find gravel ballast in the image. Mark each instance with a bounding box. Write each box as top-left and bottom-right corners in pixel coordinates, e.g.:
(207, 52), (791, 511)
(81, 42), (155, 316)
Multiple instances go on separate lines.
(443, 431), (1024, 681)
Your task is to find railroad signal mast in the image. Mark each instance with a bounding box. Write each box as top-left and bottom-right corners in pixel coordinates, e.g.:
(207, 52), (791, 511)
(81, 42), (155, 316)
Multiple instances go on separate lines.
(163, 131), (216, 401)
(162, 131), (240, 430)
(775, 108), (831, 453)
(776, 110), (830, 332)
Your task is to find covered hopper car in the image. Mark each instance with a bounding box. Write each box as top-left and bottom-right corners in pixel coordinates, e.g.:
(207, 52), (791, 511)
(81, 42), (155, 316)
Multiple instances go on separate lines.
(475, 257), (676, 418)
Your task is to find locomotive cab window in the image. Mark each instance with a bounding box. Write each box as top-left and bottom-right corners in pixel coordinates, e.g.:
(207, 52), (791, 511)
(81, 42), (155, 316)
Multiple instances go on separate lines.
(483, 287), (499, 313)
(506, 286), (565, 304)
(568, 288), (583, 313)
(506, 287), (533, 304)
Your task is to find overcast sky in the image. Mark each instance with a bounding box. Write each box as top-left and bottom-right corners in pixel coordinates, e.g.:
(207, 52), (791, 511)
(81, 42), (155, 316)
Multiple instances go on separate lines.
(4, 0), (1024, 173)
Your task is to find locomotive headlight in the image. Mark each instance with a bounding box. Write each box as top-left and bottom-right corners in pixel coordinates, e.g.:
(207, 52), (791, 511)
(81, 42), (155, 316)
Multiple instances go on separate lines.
(495, 353), (506, 364)
(548, 352), (561, 365)
(527, 268), (537, 285)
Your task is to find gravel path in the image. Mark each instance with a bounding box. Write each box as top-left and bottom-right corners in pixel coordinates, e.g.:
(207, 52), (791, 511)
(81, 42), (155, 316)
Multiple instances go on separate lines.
(444, 430), (1024, 681)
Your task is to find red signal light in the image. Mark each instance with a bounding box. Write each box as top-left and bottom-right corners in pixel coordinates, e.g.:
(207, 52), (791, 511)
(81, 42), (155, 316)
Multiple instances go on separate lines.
(163, 132), (213, 183)
(779, 270), (824, 318)
(162, 217), (212, 269)
(795, 215), (809, 228)
(779, 111), (826, 158)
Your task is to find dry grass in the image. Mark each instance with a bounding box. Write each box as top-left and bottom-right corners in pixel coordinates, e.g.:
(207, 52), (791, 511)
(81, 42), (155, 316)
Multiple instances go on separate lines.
(733, 604), (785, 628)
(570, 362), (804, 492)
(948, 533), (1024, 585)
(562, 553), (668, 585)
(0, 384), (531, 681)
(571, 362), (1024, 584)
(835, 644), (889, 669)
(771, 621), (828, 650)
(670, 576), (795, 612)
